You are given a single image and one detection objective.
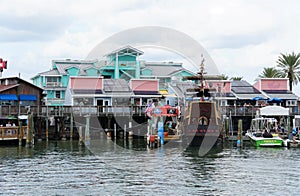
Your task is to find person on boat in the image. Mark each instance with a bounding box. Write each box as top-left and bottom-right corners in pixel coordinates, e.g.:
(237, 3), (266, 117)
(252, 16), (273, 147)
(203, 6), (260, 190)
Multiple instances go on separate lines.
(263, 128), (273, 138)
(292, 128), (299, 141)
(6, 121), (12, 127)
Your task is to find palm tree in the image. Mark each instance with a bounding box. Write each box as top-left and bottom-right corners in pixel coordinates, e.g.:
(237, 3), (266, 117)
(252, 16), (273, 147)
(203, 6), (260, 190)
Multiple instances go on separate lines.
(220, 74), (229, 80)
(230, 76), (243, 81)
(277, 52), (300, 91)
(258, 67), (281, 78)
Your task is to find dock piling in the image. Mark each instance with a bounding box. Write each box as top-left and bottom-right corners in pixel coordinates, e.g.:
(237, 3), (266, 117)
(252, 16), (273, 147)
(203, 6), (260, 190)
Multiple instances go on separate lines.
(85, 115), (90, 146)
(26, 115), (33, 148)
(237, 119), (243, 147)
(114, 123), (117, 139)
(79, 126), (83, 145)
(45, 116), (49, 142)
(18, 121), (22, 146)
(124, 124), (126, 138)
(70, 113), (73, 141)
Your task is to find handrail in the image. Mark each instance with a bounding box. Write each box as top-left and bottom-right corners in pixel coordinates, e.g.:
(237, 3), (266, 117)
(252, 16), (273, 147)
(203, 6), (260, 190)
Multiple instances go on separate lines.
(0, 105), (297, 116)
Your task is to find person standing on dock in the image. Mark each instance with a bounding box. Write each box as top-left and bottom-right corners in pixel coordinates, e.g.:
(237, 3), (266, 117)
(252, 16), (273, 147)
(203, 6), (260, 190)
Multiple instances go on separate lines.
(145, 101), (155, 118)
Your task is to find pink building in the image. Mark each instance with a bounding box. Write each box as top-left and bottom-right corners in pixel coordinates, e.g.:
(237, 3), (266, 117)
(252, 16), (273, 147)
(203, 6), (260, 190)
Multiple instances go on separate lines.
(253, 78), (288, 91)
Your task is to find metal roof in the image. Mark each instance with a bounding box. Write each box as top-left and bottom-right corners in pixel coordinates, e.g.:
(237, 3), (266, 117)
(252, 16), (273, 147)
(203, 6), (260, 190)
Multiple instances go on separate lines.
(105, 45), (144, 56)
(231, 80), (265, 99)
(142, 64), (188, 77)
(263, 91), (298, 100)
(103, 79), (131, 92)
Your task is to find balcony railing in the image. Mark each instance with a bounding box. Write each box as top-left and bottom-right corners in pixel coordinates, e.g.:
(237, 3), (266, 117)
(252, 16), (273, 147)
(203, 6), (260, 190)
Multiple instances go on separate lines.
(45, 82), (63, 87)
(45, 98), (65, 106)
(105, 61), (137, 67)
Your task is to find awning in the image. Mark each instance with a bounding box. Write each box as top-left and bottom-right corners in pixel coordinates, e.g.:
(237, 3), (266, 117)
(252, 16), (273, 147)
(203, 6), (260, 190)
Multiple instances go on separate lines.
(251, 96), (266, 101)
(159, 90), (168, 95)
(19, 94), (37, 101)
(0, 94), (18, 101)
(259, 106), (289, 116)
(268, 98), (282, 102)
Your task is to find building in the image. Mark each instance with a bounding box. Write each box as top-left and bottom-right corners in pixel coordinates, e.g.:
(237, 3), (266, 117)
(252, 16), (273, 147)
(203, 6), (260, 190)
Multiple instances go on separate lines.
(64, 77), (162, 118)
(0, 77), (44, 115)
(31, 59), (97, 106)
(32, 45), (194, 106)
(253, 78), (298, 113)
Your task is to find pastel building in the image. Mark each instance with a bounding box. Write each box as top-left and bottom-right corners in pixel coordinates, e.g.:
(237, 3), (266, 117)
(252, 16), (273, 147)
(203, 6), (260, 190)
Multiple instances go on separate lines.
(254, 78), (298, 112)
(32, 45), (194, 106)
(64, 77), (161, 110)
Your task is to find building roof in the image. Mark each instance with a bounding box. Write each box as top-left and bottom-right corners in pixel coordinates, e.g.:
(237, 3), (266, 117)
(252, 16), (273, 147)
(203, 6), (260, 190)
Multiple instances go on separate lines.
(105, 45), (144, 56)
(231, 80), (267, 99)
(141, 62), (190, 77)
(169, 81), (196, 98)
(0, 77), (43, 91)
(0, 84), (20, 92)
(39, 69), (60, 76)
(103, 79), (132, 92)
(263, 90), (298, 100)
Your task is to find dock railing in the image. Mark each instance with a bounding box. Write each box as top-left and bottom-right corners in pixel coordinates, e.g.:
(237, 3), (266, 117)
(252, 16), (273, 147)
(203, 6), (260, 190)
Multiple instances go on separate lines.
(0, 126), (28, 141)
(0, 105), (296, 117)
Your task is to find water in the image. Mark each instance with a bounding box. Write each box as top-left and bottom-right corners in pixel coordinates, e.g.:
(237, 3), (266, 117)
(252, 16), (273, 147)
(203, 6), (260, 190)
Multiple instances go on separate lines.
(0, 140), (300, 195)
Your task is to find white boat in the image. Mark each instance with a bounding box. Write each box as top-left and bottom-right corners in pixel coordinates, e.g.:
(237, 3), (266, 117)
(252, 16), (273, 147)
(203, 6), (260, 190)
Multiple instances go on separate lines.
(246, 117), (283, 147)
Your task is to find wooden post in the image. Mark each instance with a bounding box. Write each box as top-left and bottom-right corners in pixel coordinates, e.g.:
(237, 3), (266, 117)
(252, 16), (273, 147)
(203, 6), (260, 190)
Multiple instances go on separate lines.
(128, 121), (133, 139)
(79, 126), (83, 145)
(26, 115), (32, 148)
(18, 121), (22, 146)
(124, 124), (126, 139)
(45, 116), (49, 142)
(56, 117), (60, 140)
(114, 123), (117, 139)
(237, 119), (243, 147)
(85, 115), (90, 146)
(70, 113), (73, 141)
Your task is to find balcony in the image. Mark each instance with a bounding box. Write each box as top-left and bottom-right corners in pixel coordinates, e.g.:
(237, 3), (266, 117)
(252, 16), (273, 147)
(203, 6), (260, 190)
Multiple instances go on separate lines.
(45, 98), (65, 106)
(105, 61), (137, 67)
(45, 82), (63, 87)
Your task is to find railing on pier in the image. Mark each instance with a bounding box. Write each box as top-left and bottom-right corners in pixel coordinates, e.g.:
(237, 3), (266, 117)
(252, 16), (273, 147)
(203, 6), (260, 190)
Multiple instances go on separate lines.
(0, 126), (28, 140)
(220, 106), (258, 117)
(0, 105), (149, 117)
(0, 105), (297, 117)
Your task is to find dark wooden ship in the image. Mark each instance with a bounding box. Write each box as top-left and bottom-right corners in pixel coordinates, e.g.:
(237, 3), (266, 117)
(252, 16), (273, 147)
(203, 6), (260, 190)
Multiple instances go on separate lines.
(182, 58), (223, 146)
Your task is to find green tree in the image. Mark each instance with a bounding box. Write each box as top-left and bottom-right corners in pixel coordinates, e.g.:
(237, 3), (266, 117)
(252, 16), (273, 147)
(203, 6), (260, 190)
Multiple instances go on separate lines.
(230, 76), (243, 81)
(258, 67), (281, 78)
(220, 74), (229, 80)
(277, 52), (300, 91)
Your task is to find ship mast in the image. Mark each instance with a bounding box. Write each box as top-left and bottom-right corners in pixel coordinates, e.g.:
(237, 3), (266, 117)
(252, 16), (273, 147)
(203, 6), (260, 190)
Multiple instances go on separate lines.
(184, 55), (208, 101)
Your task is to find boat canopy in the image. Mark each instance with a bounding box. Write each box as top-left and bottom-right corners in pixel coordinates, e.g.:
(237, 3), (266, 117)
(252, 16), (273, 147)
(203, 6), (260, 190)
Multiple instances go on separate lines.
(259, 106), (289, 116)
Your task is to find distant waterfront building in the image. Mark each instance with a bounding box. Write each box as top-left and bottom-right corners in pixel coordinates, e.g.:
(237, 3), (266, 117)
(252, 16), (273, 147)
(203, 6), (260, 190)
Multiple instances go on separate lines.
(253, 78), (298, 113)
(31, 45), (194, 106)
(64, 77), (161, 110)
(0, 77), (44, 115)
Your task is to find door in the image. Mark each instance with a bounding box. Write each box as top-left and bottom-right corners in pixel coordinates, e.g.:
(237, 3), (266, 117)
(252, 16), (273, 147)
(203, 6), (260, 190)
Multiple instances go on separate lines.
(97, 99), (104, 113)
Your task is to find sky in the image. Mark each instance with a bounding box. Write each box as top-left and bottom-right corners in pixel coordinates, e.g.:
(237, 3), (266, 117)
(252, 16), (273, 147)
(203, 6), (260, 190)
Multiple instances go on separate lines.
(1, 0), (300, 94)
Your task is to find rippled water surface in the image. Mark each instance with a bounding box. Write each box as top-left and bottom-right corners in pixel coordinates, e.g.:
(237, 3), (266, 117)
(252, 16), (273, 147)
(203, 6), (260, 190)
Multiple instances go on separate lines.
(1, 139), (300, 195)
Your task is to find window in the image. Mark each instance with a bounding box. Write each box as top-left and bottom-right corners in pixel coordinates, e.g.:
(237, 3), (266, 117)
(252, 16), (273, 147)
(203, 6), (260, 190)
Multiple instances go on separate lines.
(55, 91), (61, 99)
(47, 77), (59, 82)
(46, 77), (61, 87)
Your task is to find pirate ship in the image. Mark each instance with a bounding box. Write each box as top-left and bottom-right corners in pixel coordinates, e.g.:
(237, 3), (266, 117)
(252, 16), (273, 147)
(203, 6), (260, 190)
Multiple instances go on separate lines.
(182, 57), (223, 146)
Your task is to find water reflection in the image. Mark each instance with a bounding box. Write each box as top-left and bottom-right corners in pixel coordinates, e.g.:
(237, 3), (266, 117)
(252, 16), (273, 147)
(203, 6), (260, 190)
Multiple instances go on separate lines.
(0, 140), (300, 195)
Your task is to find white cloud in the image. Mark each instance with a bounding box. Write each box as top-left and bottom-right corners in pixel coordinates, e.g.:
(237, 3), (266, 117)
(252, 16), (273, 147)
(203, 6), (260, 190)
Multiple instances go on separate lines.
(0, 0), (300, 94)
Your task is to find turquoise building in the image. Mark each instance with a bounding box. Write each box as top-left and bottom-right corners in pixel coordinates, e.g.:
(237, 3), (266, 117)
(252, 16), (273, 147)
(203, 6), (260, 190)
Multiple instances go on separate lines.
(31, 45), (195, 106)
